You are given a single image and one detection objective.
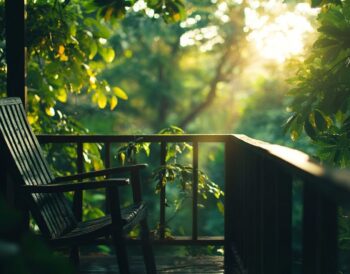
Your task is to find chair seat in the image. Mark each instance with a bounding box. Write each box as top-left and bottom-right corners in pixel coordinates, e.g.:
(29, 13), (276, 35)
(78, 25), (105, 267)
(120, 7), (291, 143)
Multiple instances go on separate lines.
(50, 202), (147, 246)
(0, 97), (156, 273)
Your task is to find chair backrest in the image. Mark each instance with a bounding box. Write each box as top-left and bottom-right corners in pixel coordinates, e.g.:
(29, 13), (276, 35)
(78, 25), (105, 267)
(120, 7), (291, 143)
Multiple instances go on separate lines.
(0, 97), (77, 239)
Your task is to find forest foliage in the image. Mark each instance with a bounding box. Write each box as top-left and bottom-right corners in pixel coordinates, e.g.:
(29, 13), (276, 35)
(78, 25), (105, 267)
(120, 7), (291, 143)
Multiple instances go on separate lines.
(285, 0), (350, 166)
(1, 0), (350, 266)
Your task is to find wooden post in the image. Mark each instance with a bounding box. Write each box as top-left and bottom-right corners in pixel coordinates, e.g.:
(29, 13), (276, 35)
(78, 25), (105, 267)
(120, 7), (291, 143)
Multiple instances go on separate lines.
(224, 137), (240, 273)
(192, 141), (198, 240)
(246, 152), (262, 273)
(3, 0), (26, 218)
(159, 142), (167, 239)
(275, 166), (292, 273)
(105, 142), (111, 214)
(0, 142), (6, 198)
(70, 142), (84, 264)
(261, 158), (278, 273)
(261, 159), (292, 274)
(5, 0), (27, 104)
(302, 181), (338, 274)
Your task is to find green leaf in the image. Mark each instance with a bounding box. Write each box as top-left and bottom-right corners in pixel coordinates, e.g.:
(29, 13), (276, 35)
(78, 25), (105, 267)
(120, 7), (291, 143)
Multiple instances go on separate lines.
(146, 0), (162, 9)
(217, 201), (224, 215)
(99, 47), (115, 63)
(89, 41), (98, 60)
(45, 107), (55, 117)
(83, 17), (98, 28)
(304, 118), (317, 140)
(97, 93), (107, 109)
(56, 88), (68, 103)
(96, 23), (112, 38)
(118, 152), (126, 165)
(313, 38), (338, 49)
(84, 17), (111, 38)
(322, 45), (341, 63)
(314, 110), (328, 131)
(69, 22), (77, 36)
(97, 245), (111, 254)
(142, 143), (151, 156)
(110, 95), (118, 110)
(113, 87), (128, 100)
(311, 0), (322, 8)
(318, 25), (343, 38)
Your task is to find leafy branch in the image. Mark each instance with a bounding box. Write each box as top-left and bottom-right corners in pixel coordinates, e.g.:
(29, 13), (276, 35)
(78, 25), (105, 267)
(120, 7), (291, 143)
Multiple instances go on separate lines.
(116, 126), (224, 237)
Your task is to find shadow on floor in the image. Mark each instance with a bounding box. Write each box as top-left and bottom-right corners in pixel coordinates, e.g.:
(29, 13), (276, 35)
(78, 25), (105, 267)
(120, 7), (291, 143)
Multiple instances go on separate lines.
(79, 255), (224, 273)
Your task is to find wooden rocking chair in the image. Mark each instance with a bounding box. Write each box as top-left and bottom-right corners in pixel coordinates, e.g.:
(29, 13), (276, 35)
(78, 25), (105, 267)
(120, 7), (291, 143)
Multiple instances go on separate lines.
(0, 97), (156, 274)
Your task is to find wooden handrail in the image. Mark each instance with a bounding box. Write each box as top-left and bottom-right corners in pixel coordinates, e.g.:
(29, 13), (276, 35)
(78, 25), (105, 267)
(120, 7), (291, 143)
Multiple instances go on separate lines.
(231, 134), (350, 207)
(37, 133), (350, 205)
(37, 134), (350, 273)
(37, 134), (228, 246)
(37, 134), (230, 143)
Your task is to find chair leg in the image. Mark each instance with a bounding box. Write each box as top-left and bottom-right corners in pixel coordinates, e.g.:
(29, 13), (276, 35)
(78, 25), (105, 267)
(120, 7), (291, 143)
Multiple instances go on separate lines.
(69, 246), (80, 265)
(112, 229), (130, 274)
(140, 219), (157, 274)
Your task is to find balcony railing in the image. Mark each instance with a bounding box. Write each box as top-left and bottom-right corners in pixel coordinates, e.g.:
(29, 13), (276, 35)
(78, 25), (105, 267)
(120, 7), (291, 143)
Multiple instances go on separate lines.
(37, 134), (350, 274)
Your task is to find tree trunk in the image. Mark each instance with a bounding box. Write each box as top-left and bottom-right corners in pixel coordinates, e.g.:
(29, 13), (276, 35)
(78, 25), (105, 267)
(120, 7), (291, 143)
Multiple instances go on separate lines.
(178, 46), (232, 129)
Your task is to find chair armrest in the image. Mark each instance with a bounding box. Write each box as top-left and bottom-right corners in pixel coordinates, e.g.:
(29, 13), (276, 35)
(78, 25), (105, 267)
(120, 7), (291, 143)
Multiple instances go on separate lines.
(54, 164), (147, 182)
(20, 179), (129, 193)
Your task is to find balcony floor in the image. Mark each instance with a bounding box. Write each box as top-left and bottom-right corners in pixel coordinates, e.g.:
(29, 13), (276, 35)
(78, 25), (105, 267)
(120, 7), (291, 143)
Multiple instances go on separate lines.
(79, 255), (224, 273)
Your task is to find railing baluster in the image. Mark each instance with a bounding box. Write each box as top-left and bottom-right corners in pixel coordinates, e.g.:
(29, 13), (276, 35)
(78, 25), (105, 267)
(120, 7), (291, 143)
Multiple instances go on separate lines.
(192, 141), (198, 240)
(224, 138), (239, 273)
(243, 148), (249, 266)
(261, 158), (278, 273)
(71, 141), (83, 263)
(275, 165), (292, 274)
(260, 160), (292, 274)
(246, 151), (257, 273)
(251, 152), (262, 273)
(302, 181), (338, 274)
(105, 142), (111, 214)
(73, 142), (83, 221)
(160, 142), (167, 239)
(104, 142), (111, 168)
(35, 133), (348, 274)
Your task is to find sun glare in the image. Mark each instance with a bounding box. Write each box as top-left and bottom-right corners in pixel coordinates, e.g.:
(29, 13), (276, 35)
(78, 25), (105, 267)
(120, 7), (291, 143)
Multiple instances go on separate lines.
(245, 1), (318, 63)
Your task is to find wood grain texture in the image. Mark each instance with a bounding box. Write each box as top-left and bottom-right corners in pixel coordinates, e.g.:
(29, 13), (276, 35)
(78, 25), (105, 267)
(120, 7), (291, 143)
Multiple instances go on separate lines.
(0, 98), (156, 273)
(79, 255), (225, 274)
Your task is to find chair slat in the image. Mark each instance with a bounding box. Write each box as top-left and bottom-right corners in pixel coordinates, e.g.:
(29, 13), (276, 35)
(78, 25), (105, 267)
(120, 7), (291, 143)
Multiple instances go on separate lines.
(0, 104), (59, 236)
(17, 105), (55, 182)
(0, 107), (32, 184)
(51, 203), (147, 245)
(17, 104), (76, 224)
(0, 98), (76, 239)
(13, 104), (73, 236)
(0, 98), (156, 273)
(17, 103), (76, 237)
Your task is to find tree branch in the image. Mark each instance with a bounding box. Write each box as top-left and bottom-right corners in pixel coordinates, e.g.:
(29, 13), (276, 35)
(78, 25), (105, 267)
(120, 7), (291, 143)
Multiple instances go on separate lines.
(178, 45), (233, 129)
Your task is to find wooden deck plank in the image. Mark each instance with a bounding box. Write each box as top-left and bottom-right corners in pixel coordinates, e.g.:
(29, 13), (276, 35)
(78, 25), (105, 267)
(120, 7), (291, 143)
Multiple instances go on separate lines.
(79, 255), (224, 273)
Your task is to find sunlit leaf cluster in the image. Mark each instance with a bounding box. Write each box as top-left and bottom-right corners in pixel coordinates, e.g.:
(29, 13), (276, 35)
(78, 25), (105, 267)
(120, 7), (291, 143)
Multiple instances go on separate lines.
(117, 140), (151, 164)
(94, 0), (186, 22)
(115, 126), (224, 237)
(1, 0), (182, 134)
(24, 0), (128, 129)
(153, 126), (223, 199)
(151, 164), (223, 200)
(286, 0), (350, 166)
